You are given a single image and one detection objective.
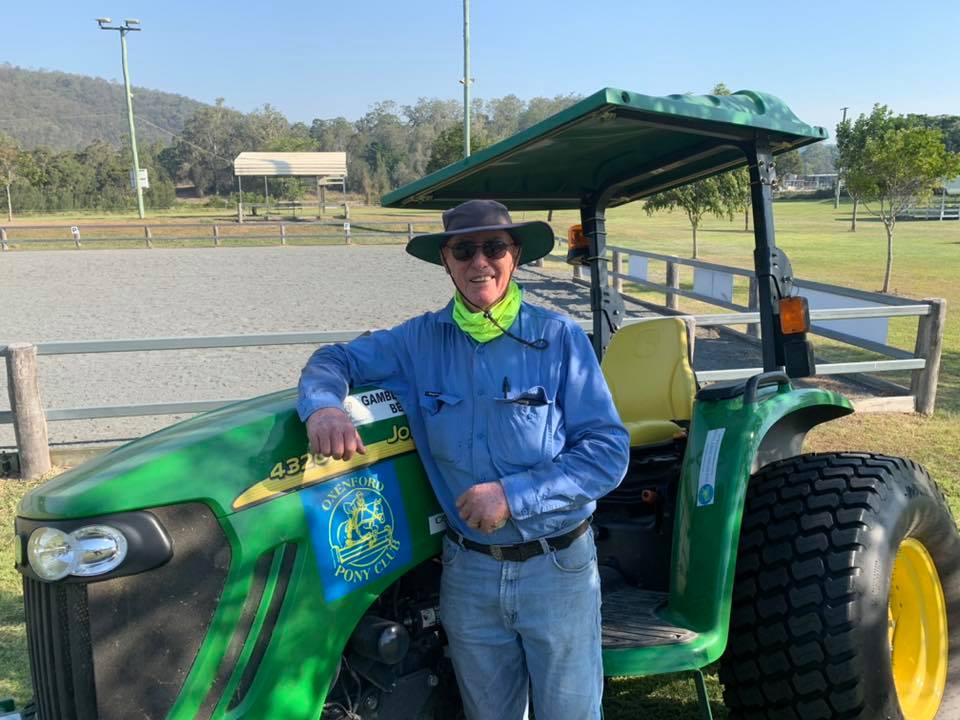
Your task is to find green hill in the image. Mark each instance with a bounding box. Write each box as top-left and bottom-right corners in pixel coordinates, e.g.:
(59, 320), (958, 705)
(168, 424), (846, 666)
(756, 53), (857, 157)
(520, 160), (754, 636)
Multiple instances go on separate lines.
(0, 63), (208, 150)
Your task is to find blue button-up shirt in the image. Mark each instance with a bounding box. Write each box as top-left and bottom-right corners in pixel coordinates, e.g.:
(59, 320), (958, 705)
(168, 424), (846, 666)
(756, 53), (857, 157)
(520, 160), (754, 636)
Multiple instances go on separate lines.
(297, 298), (629, 545)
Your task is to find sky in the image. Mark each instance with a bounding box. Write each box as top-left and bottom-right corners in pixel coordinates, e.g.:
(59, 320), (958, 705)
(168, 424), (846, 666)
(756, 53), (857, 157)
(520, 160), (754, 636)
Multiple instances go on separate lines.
(3, 0), (959, 137)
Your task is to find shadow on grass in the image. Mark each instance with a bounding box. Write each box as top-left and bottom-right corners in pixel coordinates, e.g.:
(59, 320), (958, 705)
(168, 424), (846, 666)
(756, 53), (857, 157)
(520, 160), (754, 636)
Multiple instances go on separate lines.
(833, 215), (883, 223)
(700, 227), (754, 235)
(604, 673), (728, 720)
(933, 349), (960, 414)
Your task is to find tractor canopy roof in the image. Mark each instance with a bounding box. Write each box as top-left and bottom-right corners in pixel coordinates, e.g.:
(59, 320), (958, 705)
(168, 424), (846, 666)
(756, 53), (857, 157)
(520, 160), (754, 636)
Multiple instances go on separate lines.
(382, 87), (826, 211)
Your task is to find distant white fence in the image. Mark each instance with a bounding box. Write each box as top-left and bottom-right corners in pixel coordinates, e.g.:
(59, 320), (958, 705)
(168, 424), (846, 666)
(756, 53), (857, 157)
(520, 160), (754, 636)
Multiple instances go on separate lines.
(897, 195), (960, 221)
(0, 218), (444, 250)
(548, 237), (946, 414)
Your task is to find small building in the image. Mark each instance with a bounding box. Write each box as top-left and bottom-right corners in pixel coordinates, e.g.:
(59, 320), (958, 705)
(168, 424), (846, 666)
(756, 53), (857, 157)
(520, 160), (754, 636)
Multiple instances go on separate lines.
(233, 152), (347, 221)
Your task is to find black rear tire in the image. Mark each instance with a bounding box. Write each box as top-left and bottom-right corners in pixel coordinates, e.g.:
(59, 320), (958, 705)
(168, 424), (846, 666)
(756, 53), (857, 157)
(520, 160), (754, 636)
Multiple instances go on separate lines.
(719, 452), (960, 719)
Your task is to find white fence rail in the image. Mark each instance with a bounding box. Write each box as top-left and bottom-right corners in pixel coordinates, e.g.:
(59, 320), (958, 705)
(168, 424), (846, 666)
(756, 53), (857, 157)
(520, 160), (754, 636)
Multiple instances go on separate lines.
(547, 237), (945, 413)
(0, 218), (444, 250)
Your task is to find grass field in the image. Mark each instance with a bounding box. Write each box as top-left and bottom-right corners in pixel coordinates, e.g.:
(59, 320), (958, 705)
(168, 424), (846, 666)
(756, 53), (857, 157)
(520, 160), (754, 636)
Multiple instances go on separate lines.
(1, 197), (958, 716)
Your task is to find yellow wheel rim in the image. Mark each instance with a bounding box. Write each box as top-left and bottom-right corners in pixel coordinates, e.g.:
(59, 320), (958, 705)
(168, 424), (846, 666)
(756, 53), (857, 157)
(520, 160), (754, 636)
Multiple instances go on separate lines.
(889, 538), (949, 720)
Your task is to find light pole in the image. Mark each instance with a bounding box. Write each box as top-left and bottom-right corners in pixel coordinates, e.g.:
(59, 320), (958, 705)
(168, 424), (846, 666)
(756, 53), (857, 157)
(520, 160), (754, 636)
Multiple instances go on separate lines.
(461, 0), (472, 158)
(97, 17), (146, 219)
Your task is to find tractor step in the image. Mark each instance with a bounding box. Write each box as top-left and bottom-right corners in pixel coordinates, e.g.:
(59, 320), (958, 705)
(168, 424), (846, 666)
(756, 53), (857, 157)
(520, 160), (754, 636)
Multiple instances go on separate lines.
(601, 587), (697, 649)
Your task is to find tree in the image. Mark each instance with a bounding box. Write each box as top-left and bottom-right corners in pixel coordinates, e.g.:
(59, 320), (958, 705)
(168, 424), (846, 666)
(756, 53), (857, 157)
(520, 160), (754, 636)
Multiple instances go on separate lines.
(857, 125), (960, 292)
(774, 150), (804, 182)
(800, 143), (836, 175)
(173, 99), (253, 196)
(518, 94), (582, 131)
(907, 114), (960, 153)
(485, 94), (525, 139)
(644, 171), (744, 258)
(426, 125), (490, 173)
(310, 117), (355, 151)
(0, 133), (21, 220)
(836, 105), (901, 232)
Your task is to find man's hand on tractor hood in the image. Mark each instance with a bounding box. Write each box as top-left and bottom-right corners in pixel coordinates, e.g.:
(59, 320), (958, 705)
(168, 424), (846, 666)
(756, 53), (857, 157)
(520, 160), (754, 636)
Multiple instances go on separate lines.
(306, 407), (367, 461)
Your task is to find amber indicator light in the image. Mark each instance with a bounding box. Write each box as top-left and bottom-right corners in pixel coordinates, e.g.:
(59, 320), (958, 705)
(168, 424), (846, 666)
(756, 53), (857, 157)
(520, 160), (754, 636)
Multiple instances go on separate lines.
(779, 296), (810, 335)
(567, 224), (588, 249)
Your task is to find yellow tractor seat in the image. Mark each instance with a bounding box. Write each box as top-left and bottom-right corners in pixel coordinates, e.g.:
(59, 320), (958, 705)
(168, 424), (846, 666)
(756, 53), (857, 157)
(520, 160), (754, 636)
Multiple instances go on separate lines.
(601, 318), (698, 447)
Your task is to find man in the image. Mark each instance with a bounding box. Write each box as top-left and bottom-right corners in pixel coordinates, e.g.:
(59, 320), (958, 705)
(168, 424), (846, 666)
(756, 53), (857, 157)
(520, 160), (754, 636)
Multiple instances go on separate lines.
(298, 199), (629, 720)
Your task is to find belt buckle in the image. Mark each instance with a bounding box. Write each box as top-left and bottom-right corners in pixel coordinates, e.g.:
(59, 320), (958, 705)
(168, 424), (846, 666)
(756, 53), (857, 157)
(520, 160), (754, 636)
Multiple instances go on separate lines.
(489, 544), (504, 561)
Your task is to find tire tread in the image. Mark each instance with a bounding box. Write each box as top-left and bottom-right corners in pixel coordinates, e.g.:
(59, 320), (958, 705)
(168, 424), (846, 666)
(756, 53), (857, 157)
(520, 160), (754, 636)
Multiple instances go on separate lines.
(719, 451), (948, 719)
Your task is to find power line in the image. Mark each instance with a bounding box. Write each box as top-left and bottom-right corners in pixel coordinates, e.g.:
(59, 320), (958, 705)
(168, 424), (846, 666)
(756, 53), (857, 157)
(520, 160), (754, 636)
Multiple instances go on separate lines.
(132, 114), (233, 164)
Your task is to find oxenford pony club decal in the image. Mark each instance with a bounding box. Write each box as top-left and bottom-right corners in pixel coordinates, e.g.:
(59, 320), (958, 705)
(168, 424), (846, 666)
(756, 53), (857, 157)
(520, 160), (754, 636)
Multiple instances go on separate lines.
(302, 463), (411, 601)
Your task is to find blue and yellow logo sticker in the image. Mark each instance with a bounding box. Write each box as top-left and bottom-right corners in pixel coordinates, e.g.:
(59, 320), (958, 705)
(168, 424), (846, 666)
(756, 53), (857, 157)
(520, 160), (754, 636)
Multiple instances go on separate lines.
(302, 462), (411, 602)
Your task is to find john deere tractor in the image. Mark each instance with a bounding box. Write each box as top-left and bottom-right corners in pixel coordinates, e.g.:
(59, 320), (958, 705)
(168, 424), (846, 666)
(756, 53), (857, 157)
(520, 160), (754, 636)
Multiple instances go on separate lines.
(11, 87), (959, 720)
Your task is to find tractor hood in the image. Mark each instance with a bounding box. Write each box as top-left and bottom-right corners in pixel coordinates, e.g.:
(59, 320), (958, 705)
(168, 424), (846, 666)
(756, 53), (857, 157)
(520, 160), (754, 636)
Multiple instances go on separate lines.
(382, 86), (826, 211)
(18, 389), (307, 520)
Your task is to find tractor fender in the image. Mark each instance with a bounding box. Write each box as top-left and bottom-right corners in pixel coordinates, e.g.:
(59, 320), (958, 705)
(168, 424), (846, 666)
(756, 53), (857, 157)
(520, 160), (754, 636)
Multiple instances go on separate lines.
(752, 396), (854, 473)
(663, 385), (853, 662)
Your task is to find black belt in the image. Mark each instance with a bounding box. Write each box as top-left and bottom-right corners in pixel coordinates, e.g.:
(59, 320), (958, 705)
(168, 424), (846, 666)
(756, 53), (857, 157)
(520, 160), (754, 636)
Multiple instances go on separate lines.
(446, 520), (591, 562)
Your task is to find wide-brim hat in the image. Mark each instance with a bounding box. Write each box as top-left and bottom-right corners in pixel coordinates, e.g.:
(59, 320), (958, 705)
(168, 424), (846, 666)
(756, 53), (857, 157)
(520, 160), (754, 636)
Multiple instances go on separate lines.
(406, 199), (555, 266)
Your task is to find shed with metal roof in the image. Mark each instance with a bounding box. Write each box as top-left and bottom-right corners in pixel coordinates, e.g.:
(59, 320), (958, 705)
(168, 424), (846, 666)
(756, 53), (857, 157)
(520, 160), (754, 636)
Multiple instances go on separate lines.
(233, 152), (347, 220)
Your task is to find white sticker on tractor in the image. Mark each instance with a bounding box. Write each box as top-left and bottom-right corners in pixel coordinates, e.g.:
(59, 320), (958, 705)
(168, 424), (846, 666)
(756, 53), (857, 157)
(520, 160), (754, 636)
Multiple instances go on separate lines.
(697, 428), (725, 507)
(428, 513), (447, 535)
(343, 389), (405, 426)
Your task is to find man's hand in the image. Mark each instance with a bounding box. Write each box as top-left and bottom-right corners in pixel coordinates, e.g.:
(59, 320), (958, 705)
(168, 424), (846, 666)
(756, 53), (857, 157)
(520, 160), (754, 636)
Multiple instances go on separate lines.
(305, 407), (366, 461)
(456, 482), (511, 534)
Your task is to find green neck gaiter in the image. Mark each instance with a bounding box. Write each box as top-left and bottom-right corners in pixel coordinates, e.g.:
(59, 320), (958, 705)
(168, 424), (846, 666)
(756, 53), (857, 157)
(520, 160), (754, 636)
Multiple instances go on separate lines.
(452, 280), (522, 343)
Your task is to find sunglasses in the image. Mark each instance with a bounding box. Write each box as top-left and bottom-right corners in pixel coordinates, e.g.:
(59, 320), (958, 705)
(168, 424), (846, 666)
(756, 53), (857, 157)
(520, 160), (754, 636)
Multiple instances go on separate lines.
(444, 239), (519, 262)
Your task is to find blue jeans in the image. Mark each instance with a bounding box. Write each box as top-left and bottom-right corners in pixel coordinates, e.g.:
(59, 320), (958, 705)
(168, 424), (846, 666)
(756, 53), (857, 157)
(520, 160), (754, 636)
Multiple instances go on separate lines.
(439, 531), (603, 720)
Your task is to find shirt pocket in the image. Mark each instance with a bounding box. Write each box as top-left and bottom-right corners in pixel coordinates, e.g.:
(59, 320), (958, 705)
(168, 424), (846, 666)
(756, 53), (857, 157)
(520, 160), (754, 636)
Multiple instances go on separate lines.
(488, 386), (552, 468)
(419, 392), (464, 465)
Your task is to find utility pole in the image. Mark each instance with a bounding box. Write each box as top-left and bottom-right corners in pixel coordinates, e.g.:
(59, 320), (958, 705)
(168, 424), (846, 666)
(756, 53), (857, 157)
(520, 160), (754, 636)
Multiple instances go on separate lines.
(462, 0), (471, 158)
(834, 106), (849, 209)
(97, 18), (146, 219)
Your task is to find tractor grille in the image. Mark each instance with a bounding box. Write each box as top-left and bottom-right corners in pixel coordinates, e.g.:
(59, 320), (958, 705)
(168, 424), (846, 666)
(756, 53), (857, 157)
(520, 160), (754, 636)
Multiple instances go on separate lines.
(22, 579), (97, 720)
(22, 503), (231, 720)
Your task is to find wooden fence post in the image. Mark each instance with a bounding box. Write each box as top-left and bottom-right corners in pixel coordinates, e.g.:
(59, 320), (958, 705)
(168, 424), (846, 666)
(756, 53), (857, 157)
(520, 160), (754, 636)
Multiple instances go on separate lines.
(343, 203), (350, 220)
(911, 298), (947, 415)
(280, 224), (287, 246)
(666, 260), (680, 310)
(0, 228), (8, 251)
(4, 343), (51, 480)
(407, 223), (414, 243)
(747, 277), (760, 338)
(144, 226), (152, 249)
(213, 225), (221, 247)
(612, 250), (623, 293)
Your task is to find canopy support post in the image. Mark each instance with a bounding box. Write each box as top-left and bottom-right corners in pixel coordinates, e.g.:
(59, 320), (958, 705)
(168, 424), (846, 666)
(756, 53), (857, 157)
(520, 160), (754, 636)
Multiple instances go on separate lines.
(744, 137), (815, 377)
(581, 200), (612, 362)
(745, 138), (782, 373)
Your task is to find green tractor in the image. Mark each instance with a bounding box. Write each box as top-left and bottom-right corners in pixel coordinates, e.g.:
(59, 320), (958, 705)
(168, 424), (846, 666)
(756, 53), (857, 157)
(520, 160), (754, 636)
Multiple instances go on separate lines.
(11, 88), (960, 720)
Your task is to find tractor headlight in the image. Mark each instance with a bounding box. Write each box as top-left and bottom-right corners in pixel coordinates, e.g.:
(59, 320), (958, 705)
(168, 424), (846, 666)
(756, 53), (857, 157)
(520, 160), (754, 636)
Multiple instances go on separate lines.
(27, 525), (128, 581)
